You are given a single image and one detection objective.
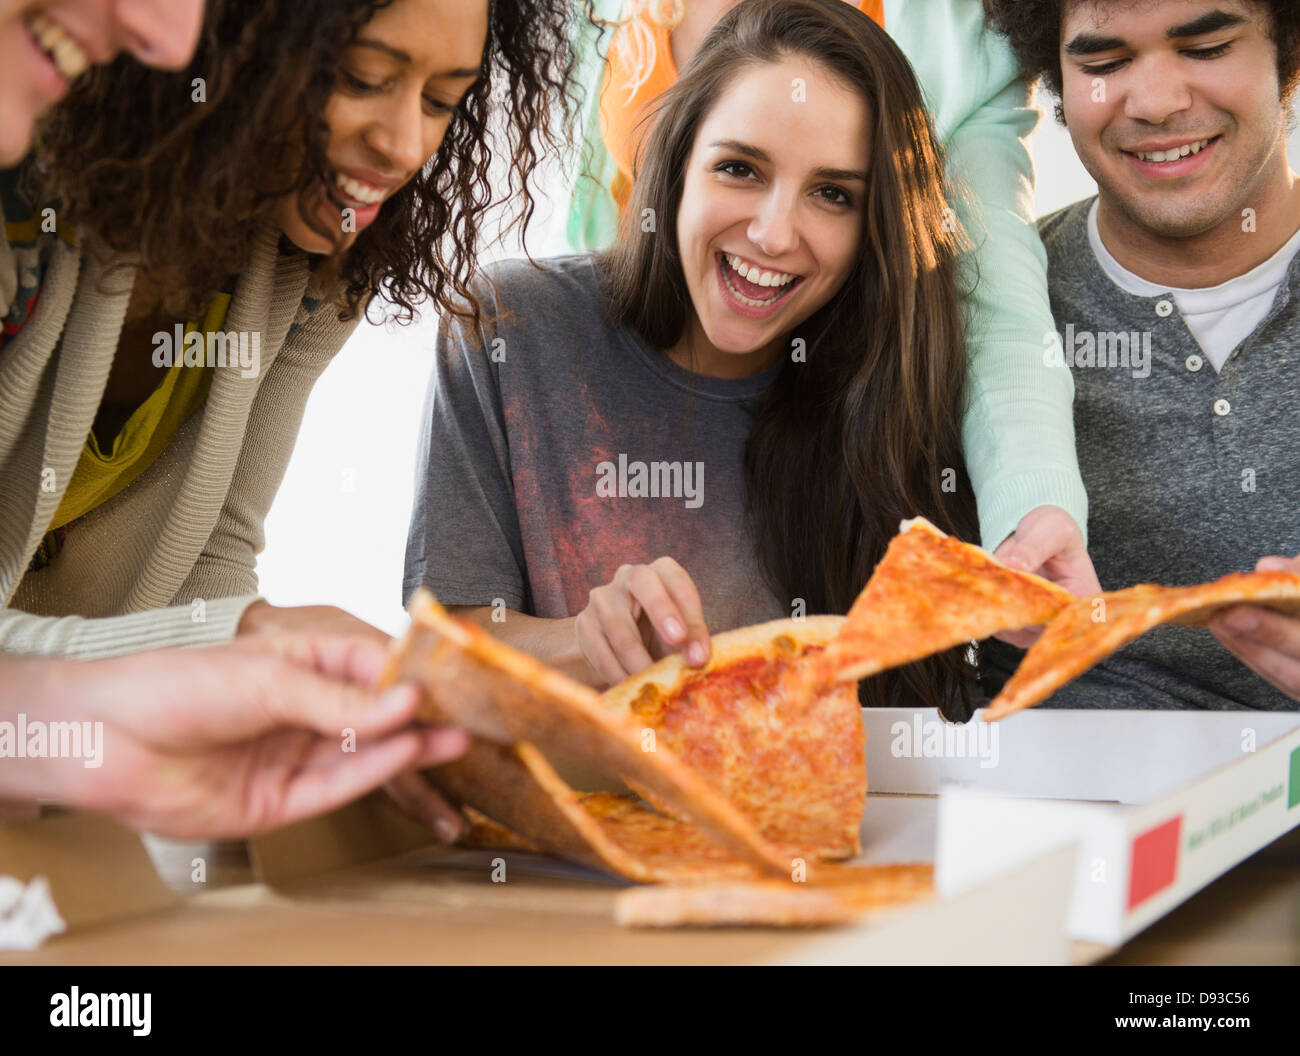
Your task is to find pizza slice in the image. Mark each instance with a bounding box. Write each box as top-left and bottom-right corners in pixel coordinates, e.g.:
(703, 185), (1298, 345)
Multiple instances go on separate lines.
(601, 617), (865, 860)
(614, 864), (935, 927)
(984, 570), (1300, 719)
(383, 590), (790, 878)
(438, 737), (768, 882)
(457, 781), (935, 922)
(811, 517), (1075, 687)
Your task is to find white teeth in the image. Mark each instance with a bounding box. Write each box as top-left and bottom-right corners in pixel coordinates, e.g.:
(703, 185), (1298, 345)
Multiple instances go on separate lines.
(726, 254), (796, 288)
(1135, 139), (1211, 163)
(333, 172), (386, 205)
(24, 12), (89, 81)
(722, 255), (798, 307)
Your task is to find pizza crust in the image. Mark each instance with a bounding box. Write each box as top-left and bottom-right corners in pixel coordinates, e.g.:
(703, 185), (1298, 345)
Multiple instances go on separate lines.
(614, 864), (935, 927)
(600, 616), (846, 715)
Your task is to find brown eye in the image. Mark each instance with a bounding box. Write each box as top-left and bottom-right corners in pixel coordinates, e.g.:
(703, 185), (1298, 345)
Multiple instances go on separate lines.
(716, 161), (755, 179)
(816, 184), (851, 207)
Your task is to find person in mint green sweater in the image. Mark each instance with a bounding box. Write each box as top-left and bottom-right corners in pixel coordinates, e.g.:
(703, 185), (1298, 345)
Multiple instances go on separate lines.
(555, 0), (1098, 598)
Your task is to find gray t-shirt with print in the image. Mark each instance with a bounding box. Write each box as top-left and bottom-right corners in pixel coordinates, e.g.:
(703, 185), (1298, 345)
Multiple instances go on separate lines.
(404, 254), (790, 631)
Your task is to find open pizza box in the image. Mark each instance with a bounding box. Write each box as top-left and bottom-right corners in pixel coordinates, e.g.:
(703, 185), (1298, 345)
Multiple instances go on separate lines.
(240, 785), (1079, 964)
(5, 702), (1296, 963)
(232, 702), (1295, 962)
(886, 706), (1300, 947)
(0, 787), (1077, 965)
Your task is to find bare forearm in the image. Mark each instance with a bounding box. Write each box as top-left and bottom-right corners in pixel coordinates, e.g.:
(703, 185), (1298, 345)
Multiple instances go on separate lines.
(0, 657), (85, 804)
(447, 606), (602, 687)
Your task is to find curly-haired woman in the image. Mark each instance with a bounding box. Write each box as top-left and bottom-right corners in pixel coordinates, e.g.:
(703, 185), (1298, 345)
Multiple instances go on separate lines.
(0, 0), (574, 662)
(0, 0), (495, 842)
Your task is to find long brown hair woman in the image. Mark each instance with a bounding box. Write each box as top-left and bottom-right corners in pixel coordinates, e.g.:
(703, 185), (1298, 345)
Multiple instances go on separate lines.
(406, 0), (979, 716)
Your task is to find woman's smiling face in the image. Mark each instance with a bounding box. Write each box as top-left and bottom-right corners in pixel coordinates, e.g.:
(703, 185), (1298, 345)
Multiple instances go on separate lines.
(0, 0), (205, 165)
(673, 55), (871, 377)
(274, 0), (486, 255)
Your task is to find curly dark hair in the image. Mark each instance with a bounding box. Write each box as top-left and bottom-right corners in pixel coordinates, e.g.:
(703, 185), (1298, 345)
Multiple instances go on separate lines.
(30, 0), (575, 322)
(986, 0), (1300, 110)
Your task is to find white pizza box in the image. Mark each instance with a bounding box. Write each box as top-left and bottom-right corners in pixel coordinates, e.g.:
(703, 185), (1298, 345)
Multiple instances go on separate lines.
(0, 800), (1080, 965)
(862, 707), (1300, 946)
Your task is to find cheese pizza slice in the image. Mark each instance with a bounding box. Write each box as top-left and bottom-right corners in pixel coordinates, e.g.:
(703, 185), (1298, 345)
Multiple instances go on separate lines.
(439, 737), (768, 882)
(383, 590), (791, 878)
(456, 783), (932, 919)
(601, 617), (865, 860)
(615, 864), (935, 927)
(984, 570), (1300, 719)
(813, 517), (1075, 687)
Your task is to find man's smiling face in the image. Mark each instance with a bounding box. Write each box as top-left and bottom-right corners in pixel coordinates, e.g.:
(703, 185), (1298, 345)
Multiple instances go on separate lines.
(1059, 0), (1291, 239)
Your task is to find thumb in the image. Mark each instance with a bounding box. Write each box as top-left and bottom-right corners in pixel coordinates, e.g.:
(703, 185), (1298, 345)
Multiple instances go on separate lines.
(999, 520), (1073, 575)
(258, 662), (423, 742)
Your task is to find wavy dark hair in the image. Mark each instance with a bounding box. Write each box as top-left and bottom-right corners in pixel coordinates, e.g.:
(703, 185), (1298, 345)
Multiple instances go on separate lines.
(30, 0), (575, 322)
(986, 0), (1300, 117)
(600, 0), (980, 718)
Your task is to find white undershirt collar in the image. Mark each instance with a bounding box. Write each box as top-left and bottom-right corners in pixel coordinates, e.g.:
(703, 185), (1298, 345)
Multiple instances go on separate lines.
(1087, 199), (1300, 371)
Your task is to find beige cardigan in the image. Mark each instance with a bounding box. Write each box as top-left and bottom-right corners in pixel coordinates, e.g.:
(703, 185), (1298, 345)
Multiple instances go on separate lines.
(0, 202), (360, 657)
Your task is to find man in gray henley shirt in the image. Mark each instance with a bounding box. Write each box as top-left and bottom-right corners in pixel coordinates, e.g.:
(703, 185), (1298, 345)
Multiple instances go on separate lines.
(982, 0), (1300, 709)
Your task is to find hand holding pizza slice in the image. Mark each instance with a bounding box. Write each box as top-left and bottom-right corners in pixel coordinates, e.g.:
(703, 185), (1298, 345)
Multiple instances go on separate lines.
(808, 518), (1076, 689)
(984, 570), (1300, 719)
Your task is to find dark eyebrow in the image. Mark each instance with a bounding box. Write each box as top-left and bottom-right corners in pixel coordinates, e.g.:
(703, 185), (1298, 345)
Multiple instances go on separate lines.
(352, 39), (411, 63)
(1064, 32), (1126, 56)
(1065, 9), (1248, 55)
(711, 139), (771, 162)
(815, 166), (868, 183)
(1166, 10), (1247, 39)
(709, 140), (867, 182)
(351, 39), (480, 78)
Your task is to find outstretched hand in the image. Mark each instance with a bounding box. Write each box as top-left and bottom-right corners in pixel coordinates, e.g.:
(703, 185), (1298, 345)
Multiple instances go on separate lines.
(993, 504), (1101, 648)
(1210, 554), (1300, 702)
(26, 634), (470, 839)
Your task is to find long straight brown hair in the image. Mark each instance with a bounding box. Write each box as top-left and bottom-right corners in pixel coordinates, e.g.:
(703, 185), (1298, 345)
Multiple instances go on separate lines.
(600, 0), (980, 718)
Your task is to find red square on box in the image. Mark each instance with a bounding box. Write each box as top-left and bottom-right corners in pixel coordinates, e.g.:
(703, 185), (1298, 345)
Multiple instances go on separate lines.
(1127, 816), (1182, 910)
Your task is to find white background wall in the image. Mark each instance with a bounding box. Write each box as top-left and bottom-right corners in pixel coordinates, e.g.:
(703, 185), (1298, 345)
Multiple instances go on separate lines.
(254, 95), (1300, 636)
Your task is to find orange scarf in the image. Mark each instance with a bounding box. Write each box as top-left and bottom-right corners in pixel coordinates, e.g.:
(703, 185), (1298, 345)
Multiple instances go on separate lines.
(599, 0), (885, 213)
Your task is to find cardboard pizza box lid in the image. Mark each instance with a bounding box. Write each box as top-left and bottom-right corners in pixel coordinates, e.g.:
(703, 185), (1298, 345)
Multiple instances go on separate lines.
(0, 810), (180, 931)
(880, 707), (1300, 946)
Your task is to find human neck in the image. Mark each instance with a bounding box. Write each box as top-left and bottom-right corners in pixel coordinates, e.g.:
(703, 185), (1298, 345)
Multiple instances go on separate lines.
(665, 318), (782, 380)
(1096, 161), (1300, 290)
